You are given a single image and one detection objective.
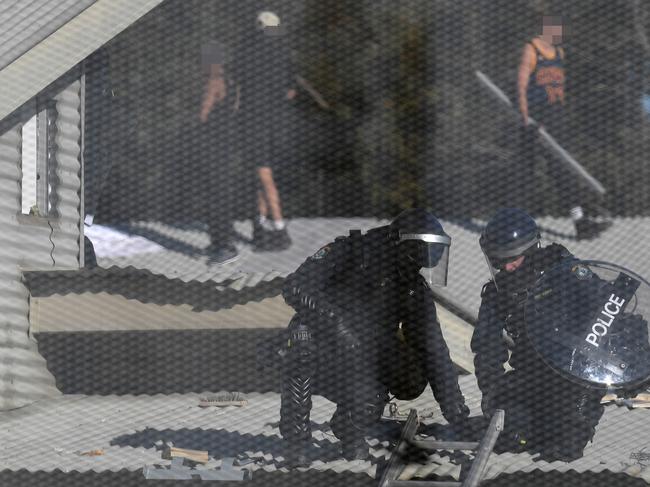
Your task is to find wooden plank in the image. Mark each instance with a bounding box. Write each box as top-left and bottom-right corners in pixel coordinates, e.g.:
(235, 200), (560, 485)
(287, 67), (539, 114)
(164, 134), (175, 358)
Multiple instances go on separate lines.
(163, 447), (209, 464)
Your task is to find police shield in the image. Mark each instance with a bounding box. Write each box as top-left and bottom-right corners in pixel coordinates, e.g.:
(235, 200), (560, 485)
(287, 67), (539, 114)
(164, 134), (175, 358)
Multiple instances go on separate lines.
(525, 260), (650, 390)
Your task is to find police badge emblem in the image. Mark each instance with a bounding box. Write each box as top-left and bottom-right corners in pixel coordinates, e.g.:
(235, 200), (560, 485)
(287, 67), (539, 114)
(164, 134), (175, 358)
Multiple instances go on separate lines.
(572, 264), (592, 280)
(311, 245), (330, 260)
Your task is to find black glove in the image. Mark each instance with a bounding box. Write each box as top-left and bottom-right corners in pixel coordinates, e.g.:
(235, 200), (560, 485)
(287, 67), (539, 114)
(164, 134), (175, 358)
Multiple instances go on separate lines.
(481, 392), (494, 419)
(480, 376), (505, 419)
(443, 403), (473, 439)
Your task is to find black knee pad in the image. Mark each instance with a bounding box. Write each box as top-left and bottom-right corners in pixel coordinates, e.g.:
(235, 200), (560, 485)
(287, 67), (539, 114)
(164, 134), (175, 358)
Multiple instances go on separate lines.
(285, 316), (317, 375)
(330, 391), (389, 442)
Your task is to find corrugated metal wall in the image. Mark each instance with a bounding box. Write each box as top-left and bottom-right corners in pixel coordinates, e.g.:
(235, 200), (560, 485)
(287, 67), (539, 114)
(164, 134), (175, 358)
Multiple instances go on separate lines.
(0, 74), (83, 410)
(51, 79), (82, 267)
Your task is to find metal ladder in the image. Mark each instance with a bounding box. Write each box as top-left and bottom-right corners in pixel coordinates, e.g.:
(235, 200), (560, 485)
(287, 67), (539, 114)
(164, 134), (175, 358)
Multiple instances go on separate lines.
(378, 409), (505, 487)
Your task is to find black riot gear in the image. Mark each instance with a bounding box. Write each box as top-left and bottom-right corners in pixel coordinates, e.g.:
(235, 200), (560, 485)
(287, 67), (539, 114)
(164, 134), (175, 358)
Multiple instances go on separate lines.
(479, 208), (540, 284)
(277, 210), (468, 463)
(391, 208), (451, 287)
(472, 209), (610, 461)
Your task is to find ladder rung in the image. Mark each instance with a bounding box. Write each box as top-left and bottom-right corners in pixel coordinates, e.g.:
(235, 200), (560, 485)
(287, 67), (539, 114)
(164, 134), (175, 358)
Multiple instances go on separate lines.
(409, 440), (479, 451)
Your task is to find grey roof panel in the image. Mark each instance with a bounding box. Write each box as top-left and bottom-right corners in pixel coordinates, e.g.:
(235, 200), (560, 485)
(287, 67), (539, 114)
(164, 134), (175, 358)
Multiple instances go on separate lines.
(1, 378), (649, 483)
(0, 0), (97, 70)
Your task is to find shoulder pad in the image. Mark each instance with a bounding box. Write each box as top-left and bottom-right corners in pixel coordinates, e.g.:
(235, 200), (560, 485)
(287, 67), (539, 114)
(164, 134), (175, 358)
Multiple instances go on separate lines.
(334, 235), (347, 243)
(544, 243), (573, 260)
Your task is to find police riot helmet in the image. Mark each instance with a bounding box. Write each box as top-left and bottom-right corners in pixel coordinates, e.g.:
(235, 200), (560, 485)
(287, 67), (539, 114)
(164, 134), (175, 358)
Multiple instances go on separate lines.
(480, 208), (541, 283)
(390, 208), (451, 287)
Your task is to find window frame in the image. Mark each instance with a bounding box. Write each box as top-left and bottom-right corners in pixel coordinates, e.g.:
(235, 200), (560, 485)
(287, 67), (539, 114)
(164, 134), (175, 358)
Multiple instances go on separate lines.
(18, 99), (56, 223)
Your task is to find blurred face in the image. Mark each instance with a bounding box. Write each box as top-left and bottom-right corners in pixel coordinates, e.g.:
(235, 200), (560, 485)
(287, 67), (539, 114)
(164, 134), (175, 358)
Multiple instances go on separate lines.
(503, 255), (526, 273)
(541, 16), (563, 45)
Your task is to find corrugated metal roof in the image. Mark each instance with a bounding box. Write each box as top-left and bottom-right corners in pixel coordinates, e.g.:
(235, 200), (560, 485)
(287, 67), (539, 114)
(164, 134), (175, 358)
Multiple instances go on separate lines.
(0, 0), (97, 71)
(86, 218), (389, 291)
(86, 216), (650, 322)
(24, 265), (286, 311)
(1, 377), (648, 483)
(18, 216), (650, 481)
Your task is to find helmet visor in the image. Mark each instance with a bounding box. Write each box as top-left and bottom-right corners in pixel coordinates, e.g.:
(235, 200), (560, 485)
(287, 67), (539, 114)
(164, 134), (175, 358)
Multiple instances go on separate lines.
(400, 233), (450, 287)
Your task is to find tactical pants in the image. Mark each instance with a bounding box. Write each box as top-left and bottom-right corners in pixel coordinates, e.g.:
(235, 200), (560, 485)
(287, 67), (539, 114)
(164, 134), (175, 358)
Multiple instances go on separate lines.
(279, 314), (388, 446)
(487, 369), (604, 458)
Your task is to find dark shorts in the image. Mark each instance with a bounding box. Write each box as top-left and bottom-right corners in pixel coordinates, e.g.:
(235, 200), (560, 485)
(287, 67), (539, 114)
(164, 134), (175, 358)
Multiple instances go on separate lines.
(238, 103), (293, 171)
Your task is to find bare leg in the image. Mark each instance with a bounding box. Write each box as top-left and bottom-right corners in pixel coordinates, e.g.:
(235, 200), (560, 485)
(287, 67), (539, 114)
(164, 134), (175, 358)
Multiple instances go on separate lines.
(258, 166), (283, 222)
(258, 189), (268, 218)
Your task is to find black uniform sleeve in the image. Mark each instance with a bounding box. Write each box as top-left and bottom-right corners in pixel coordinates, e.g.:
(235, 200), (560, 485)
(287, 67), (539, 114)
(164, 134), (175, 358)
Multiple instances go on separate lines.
(282, 239), (349, 318)
(471, 282), (509, 396)
(402, 285), (468, 423)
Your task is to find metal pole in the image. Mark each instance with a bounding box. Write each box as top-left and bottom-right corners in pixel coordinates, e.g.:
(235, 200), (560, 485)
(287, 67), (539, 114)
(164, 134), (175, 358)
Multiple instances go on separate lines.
(475, 70), (606, 196)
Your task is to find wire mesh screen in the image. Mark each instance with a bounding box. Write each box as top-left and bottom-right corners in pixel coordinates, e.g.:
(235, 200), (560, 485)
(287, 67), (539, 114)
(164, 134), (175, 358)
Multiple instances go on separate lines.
(3, 0), (650, 486)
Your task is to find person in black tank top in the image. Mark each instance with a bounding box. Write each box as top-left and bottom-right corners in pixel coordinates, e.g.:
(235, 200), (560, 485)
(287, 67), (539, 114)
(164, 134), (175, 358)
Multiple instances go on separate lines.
(526, 42), (565, 128)
(517, 15), (611, 240)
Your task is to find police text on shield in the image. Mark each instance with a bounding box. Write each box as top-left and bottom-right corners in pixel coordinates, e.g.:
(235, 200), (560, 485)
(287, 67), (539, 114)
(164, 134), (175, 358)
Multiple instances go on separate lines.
(585, 294), (626, 347)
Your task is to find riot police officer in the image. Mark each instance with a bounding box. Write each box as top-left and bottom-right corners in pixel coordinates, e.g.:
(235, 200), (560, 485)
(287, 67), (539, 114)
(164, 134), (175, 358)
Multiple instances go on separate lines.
(471, 208), (605, 461)
(279, 208), (469, 464)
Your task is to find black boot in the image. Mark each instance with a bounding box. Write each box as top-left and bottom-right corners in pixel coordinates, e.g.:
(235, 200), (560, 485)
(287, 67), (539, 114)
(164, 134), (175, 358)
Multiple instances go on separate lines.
(255, 226), (292, 251)
(282, 439), (312, 468)
(330, 407), (370, 461)
(341, 437), (370, 461)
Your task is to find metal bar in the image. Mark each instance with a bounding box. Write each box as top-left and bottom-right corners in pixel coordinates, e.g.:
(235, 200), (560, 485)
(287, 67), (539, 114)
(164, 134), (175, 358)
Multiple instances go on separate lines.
(461, 409), (504, 487)
(475, 70), (606, 196)
(378, 409), (419, 487)
(409, 440), (479, 451)
(538, 127), (606, 195)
